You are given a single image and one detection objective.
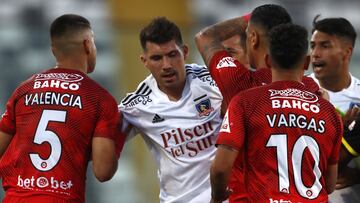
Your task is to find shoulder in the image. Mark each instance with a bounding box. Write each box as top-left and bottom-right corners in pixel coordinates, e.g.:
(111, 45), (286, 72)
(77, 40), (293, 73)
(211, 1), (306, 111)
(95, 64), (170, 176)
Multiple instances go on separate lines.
(185, 63), (209, 77)
(351, 75), (360, 89)
(185, 63), (217, 86)
(305, 73), (319, 84)
(119, 75), (154, 109)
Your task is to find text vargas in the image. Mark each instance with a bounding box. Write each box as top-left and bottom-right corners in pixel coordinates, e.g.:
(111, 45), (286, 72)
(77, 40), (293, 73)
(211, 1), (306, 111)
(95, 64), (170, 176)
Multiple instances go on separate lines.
(266, 113), (325, 133)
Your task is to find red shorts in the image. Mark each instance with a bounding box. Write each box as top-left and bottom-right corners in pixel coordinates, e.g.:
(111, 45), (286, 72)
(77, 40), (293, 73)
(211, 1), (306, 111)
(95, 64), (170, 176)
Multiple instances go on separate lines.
(3, 194), (82, 203)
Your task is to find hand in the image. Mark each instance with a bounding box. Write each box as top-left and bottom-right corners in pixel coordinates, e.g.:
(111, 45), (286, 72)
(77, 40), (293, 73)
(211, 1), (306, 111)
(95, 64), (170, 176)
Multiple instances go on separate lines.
(343, 107), (360, 127)
(210, 187), (232, 203)
(210, 199), (222, 203)
(318, 88), (329, 101)
(336, 166), (360, 189)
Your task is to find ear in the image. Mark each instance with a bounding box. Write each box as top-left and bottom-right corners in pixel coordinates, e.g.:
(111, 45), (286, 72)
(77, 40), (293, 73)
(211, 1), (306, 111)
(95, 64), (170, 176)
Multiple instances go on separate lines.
(182, 44), (189, 59)
(140, 53), (148, 68)
(344, 46), (353, 60)
(303, 55), (310, 70)
(51, 46), (56, 57)
(83, 39), (91, 55)
(265, 54), (271, 68)
(250, 31), (259, 49)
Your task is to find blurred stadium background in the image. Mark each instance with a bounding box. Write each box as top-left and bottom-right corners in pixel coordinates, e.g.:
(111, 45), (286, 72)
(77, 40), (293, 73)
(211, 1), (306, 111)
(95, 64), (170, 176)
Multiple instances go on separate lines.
(0, 0), (359, 202)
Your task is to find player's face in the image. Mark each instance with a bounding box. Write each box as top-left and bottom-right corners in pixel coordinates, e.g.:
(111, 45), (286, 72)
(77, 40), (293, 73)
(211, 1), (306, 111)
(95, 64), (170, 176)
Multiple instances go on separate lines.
(310, 30), (348, 81)
(86, 30), (97, 73)
(222, 35), (250, 69)
(141, 40), (188, 93)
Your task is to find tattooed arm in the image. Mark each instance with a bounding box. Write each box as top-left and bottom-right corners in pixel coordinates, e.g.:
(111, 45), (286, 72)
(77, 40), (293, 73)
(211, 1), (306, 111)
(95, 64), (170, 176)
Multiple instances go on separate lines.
(194, 15), (250, 67)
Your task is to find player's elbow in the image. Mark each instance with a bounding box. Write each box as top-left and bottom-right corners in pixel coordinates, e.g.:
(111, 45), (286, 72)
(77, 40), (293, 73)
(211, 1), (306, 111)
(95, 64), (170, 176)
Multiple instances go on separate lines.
(194, 31), (207, 50)
(93, 163), (117, 182)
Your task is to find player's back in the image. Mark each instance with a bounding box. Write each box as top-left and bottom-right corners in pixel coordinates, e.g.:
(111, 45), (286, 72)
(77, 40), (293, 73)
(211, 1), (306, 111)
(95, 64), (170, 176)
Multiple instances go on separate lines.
(209, 51), (319, 106)
(239, 80), (342, 202)
(0, 68), (118, 202)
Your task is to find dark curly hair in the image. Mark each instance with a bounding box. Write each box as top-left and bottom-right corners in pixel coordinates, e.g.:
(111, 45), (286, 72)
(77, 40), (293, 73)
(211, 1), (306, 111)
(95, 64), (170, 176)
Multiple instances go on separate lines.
(250, 4), (292, 34)
(269, 23), (308, 70)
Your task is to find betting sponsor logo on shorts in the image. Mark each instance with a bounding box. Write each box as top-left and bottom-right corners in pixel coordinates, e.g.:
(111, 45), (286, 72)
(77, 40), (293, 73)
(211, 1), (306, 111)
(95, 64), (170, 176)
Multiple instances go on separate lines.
(216, 56), (237, 69)
(17, 175), (73, 196)
(269, 88), (320, 113)
(34, 73), (84, 91)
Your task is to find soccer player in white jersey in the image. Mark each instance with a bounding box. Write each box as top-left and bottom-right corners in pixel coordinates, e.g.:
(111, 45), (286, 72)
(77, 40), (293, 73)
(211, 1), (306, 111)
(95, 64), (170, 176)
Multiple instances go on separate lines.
(118, 17), (223, 203)
(309, 16), (360, 202)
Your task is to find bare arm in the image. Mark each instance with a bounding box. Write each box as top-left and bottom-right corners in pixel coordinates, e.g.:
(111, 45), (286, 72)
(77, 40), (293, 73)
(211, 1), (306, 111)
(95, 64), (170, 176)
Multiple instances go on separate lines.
(92, 136), (118, 182)
(324, 164), (338, 194)
(0, 130), (12, 158)
(210, 145), (239, 202)
(194, 15), (249, 67)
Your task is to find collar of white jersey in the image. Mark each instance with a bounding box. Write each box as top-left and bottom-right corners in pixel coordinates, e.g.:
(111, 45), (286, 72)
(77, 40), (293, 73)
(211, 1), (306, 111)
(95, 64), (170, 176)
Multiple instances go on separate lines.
(149, 74), (191, 103)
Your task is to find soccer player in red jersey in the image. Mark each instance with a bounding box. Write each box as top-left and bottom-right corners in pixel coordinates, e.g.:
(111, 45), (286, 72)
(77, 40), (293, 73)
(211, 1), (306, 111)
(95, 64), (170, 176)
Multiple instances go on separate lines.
(0, 14), (124, 203)
(195, 4), (320, 108)
(195, 5), (321, 202)
(210, 23), (343, 203)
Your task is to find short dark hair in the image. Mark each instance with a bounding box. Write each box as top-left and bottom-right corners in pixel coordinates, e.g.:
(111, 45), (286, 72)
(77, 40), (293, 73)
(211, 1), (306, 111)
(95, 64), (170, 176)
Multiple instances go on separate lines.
(250, 4), (292, 34)
(269, 23), (308, 70)
(50, 14), (91, 39)
(312, 15), (357, 47)
(140, 17), (183, 50)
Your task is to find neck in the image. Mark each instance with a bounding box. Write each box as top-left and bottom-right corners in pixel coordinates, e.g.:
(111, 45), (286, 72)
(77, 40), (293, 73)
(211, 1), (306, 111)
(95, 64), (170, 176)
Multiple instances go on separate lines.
(272, 68), (303, 83)
(160, 80), (186, 102)
(55, 59), (87, 74)
(319, 73), (351, 92)
(254, 46), (268, 69)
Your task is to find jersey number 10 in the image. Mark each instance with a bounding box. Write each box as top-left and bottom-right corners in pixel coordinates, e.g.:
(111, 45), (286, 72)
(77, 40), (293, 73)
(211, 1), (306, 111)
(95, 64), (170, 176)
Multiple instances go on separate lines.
(266, 134), (322, 199)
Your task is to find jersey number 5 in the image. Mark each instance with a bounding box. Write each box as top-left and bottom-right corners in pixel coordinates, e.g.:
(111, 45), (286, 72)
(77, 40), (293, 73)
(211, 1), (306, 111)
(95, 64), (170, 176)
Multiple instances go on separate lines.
(29, 110), (66, 171)
(266, 134), (322, 199)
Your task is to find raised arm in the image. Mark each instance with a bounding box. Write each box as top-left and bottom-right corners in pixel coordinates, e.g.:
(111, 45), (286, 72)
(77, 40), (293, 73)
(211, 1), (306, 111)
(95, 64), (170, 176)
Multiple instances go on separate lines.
(194, 15), (250, 67)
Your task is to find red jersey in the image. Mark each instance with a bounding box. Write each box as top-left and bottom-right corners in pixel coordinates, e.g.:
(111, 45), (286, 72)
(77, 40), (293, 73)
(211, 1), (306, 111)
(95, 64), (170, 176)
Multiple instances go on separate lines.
(0, 68), (121, 202)
(217, 81), (343, 202)
(209, 51), (320, 105)
(209, 51), (320, 202)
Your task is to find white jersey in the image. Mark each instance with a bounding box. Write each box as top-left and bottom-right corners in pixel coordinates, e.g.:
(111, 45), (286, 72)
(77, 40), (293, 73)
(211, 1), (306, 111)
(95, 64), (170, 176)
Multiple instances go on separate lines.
(309, 73), (360, 114)
(119, 64), (223, 203)
(310, 73), (360, 203)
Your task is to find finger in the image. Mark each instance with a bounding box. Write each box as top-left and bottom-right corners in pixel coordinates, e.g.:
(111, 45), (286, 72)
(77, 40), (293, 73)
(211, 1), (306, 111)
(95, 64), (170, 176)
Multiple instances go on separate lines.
(335, 183), (347, 190)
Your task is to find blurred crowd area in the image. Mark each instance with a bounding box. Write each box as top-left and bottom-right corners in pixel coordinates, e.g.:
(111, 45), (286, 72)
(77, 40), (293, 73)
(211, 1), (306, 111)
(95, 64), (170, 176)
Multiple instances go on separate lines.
(0, 0), (359, 202)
